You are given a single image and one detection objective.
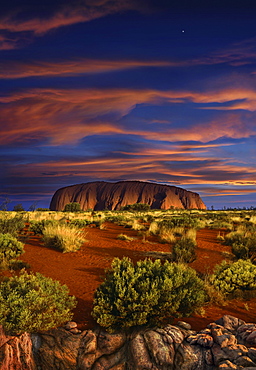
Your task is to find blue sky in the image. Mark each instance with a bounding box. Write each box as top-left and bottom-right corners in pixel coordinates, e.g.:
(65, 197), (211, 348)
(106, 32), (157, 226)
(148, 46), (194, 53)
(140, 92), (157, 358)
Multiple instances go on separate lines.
(1, 0), (256, 210)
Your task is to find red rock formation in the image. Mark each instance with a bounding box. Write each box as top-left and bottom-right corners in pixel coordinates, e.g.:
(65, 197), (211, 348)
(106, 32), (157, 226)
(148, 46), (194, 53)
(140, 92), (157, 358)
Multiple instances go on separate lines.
(50, 181), (206, 211)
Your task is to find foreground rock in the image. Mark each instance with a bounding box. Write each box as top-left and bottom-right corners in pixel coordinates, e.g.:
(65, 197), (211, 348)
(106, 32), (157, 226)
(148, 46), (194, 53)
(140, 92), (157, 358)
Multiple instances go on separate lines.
(50, 180), (206, 211)
(2, 315), (256, 369)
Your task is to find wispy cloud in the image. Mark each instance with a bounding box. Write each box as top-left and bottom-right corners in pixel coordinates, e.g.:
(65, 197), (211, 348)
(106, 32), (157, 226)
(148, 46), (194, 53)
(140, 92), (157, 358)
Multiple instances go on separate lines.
(1, 87), (256, 145)
(0, 0), (137, 50)
(0, 0), (133, 35)
(0, 59), (174, 79)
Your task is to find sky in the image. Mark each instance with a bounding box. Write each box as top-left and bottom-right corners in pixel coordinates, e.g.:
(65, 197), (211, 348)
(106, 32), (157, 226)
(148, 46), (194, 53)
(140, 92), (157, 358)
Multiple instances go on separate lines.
(1, 0), (256, 210)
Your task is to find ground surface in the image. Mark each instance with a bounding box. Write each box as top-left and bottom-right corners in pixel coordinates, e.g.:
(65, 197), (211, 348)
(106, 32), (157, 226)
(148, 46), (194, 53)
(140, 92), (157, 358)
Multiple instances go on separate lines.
(18, 222), (256, 331)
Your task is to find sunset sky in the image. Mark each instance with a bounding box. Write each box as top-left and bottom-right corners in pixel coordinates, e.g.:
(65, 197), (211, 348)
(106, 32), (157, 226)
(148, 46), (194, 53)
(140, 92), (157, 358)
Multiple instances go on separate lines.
(1, 0), (256, 210)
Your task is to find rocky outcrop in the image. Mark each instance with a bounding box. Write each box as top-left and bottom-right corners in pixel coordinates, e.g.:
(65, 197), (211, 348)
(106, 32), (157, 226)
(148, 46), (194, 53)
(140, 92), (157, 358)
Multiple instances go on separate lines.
(2, 316), (256, 369)
(50, 181), (206, 211)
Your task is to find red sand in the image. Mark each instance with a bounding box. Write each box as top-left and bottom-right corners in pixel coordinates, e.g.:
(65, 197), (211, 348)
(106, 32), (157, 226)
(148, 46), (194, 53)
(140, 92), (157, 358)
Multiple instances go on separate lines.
(13, 223), (256, 330)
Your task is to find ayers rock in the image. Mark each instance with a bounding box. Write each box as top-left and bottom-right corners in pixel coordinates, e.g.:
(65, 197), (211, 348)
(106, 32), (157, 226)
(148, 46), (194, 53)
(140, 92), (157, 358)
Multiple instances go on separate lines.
(50, 181), (206, 211)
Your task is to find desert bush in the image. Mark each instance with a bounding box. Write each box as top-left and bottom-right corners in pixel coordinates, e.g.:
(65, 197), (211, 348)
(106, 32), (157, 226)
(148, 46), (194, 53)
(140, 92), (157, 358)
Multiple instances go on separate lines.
(92, 257), (207, 332)
(211, 260), (256, 296)
(0, 233), (24, 269)
(120, 203), (151, 212)
(148, 221), (159, 235)
(158, 228), (176, 244)
(105, 215), (126, 225)
(63, 202), (81, 212)
(29, 220), (58, 235)
(13, 204), (25, 212)
(68, 219), (88, 228)
(0, 271), (76, 335)
(231, 243), (249, 260)
(185, 228), (197, 242)
(117, 234), (135, 241)
(43, 224), (86, 253)
(131, 219), (146, 231)
(172, 237), (197, 263)
(0, 215), (25, 237)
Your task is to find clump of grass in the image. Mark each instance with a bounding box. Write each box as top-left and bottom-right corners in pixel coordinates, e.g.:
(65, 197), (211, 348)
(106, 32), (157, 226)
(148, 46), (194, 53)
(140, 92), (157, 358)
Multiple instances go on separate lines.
(130, 219), (146, 231)
(203, 273), (226, 306)
(217, 232), (225, 242)
(172, 226), (185, 236)
(117, 234), (135, 241)
(185, 228), (197, 242)
(148, 221), (159, 235)
(43, 224), (87, 253)
(171, 236), (197, 263)
(249, 215), (256, 224)
(158, 228), (176, 244)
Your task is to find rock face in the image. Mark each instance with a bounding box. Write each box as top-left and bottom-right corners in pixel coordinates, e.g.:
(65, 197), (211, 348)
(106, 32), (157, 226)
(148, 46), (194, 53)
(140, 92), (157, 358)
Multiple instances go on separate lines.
(50, 181), (206, 211)
(2, 315), (256, 369)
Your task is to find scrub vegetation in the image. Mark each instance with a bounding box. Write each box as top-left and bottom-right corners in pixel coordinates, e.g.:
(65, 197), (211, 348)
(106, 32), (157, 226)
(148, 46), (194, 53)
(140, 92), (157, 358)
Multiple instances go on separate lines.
(1, 206), (256, 334)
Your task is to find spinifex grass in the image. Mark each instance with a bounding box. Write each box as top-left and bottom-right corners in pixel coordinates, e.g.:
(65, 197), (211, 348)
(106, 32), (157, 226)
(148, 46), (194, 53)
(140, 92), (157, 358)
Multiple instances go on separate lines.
(43, 224), (87, 253)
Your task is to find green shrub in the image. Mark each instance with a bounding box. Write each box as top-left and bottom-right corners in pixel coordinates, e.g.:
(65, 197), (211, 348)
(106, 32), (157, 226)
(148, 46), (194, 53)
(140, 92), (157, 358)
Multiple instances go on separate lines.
(0, 271), (76, 335)
(13, 204), (25, 212)
(0, 215), (25, 237)
(92, 257), (207, 332)
(63, 202), (81, 212)
(120, 203), (151, 212)
(68, 219), (88, 228)
(211, 260), (256, 296)
(231, 242), (249, 260)
(0, 233), (24, 268)
(43, 224), (86, 252)
(172, 237), (197, 263)
(29, 220), (58, 235)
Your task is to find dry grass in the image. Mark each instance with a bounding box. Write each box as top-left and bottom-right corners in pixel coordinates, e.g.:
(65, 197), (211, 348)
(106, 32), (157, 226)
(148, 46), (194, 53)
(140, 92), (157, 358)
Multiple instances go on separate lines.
(185, 228), (197, 242)
(117, 234), (135, 241)
(158, 228), (176, 244)
(43, 224), (87, 253)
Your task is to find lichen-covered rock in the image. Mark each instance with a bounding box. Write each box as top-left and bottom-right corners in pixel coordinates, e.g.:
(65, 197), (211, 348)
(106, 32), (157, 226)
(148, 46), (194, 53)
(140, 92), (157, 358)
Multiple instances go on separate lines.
(174, 342), (205, 369)
(35, 327), (82, 370)
(236, 323), (256, 345)
(50, 180), (206, 211)
(215, 316), (245, 334)
(2, 315), (256, 370)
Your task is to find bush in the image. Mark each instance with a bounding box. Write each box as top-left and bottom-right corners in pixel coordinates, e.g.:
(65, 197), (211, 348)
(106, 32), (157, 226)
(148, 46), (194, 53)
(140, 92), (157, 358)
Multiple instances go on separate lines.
(43, 224), (86, 252)
(211, 260), (256, 296)
(0, 215), (25, 237)
(172, 237), (197, 263)
(29, 220), (58, 235)
(120, 203), (151, 212)
(63, 202), (81, 212)
(0, 271), (76, 335)
(92, 257), (207, 332)
(13, 204), (25, 212)
(68, 219), (88, 228)
(0, 233), (24, 268)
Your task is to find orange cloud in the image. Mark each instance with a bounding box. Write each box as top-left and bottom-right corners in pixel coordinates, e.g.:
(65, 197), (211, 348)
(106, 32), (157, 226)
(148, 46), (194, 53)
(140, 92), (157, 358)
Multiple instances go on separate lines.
(0, 59), (175, 79)
(0, 1), (133, 35)
(1, 87), (256, 145)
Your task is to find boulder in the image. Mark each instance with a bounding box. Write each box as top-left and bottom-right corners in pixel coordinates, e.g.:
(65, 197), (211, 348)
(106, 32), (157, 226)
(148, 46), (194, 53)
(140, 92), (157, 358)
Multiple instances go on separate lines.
(2, 315), (256, 369)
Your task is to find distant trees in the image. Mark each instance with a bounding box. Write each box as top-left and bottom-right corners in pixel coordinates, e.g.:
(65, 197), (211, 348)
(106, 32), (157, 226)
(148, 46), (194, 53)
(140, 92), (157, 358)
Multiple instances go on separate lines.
(120, 203), (151, 212)
(13, 204), (25, 212)
(63, 202), (81, 212)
